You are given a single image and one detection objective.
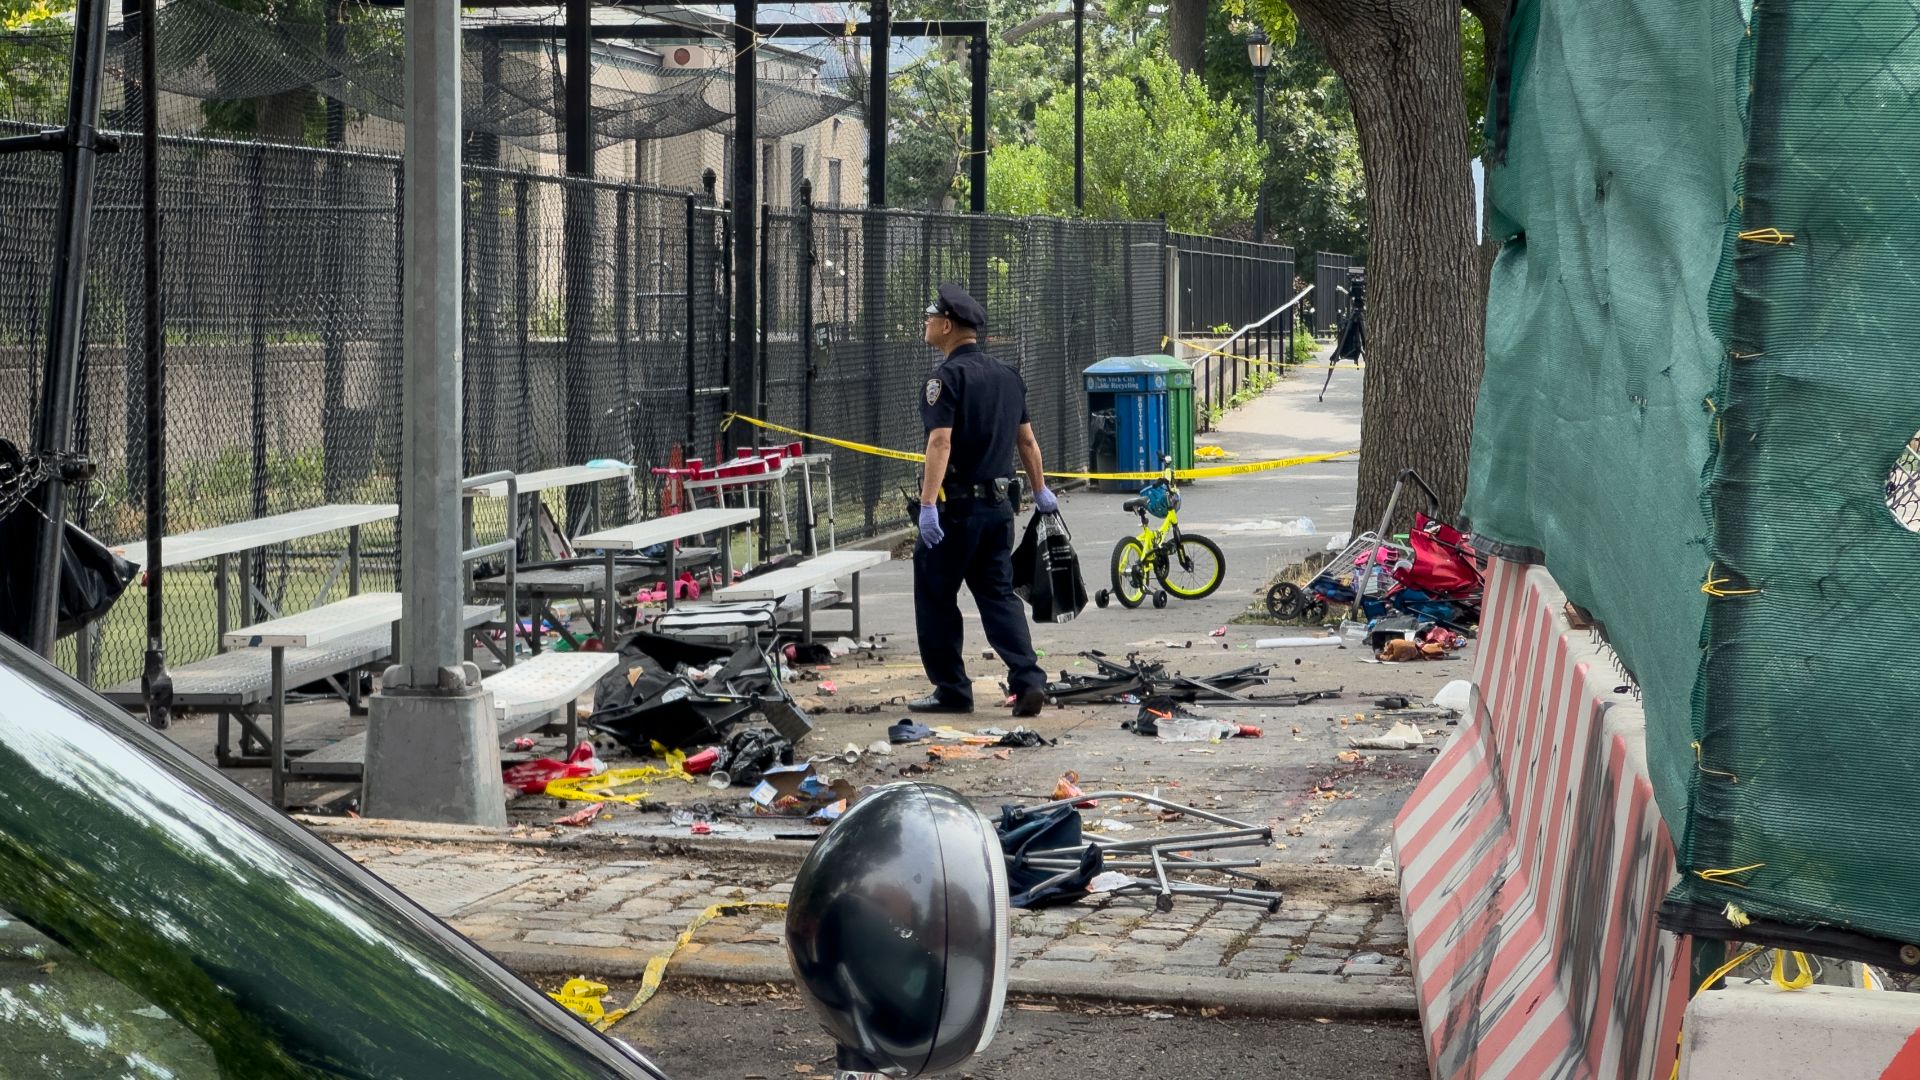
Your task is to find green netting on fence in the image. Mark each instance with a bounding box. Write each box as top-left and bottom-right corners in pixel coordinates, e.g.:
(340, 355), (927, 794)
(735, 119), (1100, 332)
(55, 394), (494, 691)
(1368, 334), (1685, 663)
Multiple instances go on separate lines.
(1467, 0), (1920, 950)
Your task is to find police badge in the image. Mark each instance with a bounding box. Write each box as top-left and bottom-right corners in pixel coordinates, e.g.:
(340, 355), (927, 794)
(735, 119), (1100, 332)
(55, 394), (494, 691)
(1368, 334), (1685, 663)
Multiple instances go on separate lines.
(925, 378), (942, 406)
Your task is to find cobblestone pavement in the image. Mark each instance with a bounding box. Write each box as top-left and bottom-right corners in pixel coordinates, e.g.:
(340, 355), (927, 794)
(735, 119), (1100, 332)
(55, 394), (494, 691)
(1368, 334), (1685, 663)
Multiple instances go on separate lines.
(337, 839), (1411, 1000)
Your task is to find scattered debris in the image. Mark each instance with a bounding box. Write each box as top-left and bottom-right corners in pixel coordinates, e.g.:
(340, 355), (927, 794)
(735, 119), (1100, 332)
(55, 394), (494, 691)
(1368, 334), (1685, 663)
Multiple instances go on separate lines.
(552, 802), (607, 827)
(1254, 635), (1343, 649)
(503, 742), (604, 795)
(1053, 770), (1096, 808)
(887, 721), (935, 744)
(1434, 679), (1472, 713)
(1348, 720), (1427, 751)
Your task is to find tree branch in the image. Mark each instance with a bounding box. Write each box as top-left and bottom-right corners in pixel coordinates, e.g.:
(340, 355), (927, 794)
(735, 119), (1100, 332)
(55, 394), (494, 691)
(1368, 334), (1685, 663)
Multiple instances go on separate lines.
(1002, 7), (1107, 45)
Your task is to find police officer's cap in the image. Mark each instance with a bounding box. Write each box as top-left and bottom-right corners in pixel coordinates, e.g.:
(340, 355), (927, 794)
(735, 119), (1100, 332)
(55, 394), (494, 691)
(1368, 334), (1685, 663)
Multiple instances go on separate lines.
(926, 283), (986, 330)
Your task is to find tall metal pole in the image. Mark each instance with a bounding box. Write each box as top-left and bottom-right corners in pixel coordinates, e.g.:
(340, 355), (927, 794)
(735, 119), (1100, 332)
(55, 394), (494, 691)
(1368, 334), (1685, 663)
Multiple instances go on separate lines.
(969, 30), (988, 213)
(731, 0), (757, 445)
(564, 0), (591, 176)
(562, 0), (595, 525)
(867, 0), (888, 206)
(396, 0), (464, 689)
(22, 0), (112, 656)
(1252, 67), (1268, 242)
(365, 0), (503, 826)
(1072, 0), (1084, 212)
(139, 0), (172, 727)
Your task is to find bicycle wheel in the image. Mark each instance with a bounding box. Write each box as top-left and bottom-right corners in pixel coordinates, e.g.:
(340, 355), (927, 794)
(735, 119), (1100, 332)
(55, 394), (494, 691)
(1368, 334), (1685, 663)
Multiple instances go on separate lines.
(1109, 537), (1150, 609)
(1156, 535), (1226, 599)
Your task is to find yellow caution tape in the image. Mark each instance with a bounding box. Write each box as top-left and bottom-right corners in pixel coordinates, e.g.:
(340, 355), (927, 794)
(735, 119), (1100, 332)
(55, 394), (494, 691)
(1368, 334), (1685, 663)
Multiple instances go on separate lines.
(723, 413), (1358, 483)
(548, 901), (790, 1031)
(546, 758), (695, 804)
(549, 977), (611, 1024)
(721, 413), (925, 465)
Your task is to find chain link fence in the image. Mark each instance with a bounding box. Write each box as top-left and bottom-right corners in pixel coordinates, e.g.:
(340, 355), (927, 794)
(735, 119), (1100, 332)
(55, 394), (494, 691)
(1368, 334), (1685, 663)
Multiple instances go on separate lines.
(1, 124), (1203, 685)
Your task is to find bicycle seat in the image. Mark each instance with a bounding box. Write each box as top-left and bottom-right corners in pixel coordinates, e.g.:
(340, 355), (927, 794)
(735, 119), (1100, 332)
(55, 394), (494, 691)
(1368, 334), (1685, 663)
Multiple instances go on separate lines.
(1123, 497), (1147, 512)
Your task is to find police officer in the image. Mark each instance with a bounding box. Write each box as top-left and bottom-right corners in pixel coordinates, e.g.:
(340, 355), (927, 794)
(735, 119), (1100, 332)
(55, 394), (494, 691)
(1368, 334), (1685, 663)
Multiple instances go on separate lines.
(909, 283), (1058, 718)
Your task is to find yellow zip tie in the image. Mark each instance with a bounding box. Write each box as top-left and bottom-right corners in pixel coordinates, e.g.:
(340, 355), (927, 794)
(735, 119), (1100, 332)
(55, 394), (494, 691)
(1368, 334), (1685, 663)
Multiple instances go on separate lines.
(1701, 563), (1760, 598)
(723, 413), (1359, 482)
(1723, 902), (1751, 929)
(1737, 227), (1795, 245)
(1692, 740), (1739, 782)
(1695, 862), (1766, 889)
(1770, 950), (1814, 991)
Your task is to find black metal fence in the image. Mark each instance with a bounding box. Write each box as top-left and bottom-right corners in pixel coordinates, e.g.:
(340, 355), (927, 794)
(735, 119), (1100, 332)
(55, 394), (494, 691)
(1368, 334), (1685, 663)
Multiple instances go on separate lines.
(1310, 251), (1360, 335)
(1, 127), (1183, 684)
(1169, 232), (1300, 422)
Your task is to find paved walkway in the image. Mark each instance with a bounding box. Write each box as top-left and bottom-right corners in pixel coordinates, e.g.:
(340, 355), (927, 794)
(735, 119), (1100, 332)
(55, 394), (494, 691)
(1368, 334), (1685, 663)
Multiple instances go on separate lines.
(337, 836), (1414, 1017)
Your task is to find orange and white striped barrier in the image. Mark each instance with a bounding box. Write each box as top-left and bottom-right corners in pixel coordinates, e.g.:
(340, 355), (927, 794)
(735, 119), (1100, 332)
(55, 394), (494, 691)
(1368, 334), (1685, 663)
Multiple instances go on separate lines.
(1393, 558), (1689, 1080)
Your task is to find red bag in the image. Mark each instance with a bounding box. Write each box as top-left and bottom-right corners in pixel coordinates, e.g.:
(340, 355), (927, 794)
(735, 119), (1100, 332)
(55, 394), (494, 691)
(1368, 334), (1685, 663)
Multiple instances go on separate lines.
(503, 742), (602, 795)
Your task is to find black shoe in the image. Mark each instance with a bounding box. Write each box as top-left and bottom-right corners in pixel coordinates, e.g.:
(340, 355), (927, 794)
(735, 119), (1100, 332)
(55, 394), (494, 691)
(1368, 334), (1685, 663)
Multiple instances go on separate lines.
(1011, 686), (1046, 718)
(907, 694), (973, 714)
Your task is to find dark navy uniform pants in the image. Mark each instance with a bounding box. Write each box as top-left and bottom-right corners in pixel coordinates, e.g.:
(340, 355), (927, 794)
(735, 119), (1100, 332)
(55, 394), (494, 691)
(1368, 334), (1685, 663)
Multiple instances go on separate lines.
(913, 499), (1045, 705)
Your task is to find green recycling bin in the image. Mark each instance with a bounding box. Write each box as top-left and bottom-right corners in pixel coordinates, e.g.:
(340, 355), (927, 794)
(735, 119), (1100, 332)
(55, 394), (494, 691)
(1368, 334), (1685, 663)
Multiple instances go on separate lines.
(1141, 354), (1196, 473)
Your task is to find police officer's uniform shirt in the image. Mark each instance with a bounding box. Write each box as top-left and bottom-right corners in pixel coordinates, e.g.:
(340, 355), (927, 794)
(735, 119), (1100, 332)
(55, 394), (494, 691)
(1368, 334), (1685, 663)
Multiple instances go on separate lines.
(921, 343), (1029, 487)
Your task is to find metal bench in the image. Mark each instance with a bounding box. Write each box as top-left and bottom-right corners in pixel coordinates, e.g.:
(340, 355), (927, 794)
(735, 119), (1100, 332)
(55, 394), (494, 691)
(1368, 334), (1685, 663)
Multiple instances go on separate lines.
(716, 548), (890, 642)
(101, 597), (497, 804)
(293, 649), (620, 783)
(98, 502), (398, 688)
(469, 549), (717, 653)
(465, 463), (722, 652)
(572, 507), (762, 644)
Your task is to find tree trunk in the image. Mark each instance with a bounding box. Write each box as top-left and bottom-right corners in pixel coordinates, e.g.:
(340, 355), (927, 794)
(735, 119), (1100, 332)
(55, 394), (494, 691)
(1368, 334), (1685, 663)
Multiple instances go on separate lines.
(1288, 0), (1485, 535)
(1167, 0), (1207, 74)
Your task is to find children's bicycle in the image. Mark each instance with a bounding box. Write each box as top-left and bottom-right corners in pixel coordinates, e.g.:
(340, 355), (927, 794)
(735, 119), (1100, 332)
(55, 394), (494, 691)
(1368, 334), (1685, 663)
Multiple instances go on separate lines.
(1094, 457), (1226, 609)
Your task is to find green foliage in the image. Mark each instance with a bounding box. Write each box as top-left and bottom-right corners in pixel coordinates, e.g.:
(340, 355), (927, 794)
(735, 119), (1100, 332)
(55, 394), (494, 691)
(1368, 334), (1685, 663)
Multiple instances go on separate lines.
(986, 53), (1262, 232)
(194, 0), (400, 143)
(1291, 316), (1317, 359)
(0, 0), (71, 123)
(1201, 12), (1367, 257)
(1461, 9), (1490, 156)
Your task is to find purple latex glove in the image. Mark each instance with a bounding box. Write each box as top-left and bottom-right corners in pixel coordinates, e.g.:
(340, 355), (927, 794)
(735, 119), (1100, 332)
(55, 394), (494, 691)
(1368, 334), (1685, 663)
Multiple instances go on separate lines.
(917, 503), (944, 546)
(1032, 486), (1059, 514)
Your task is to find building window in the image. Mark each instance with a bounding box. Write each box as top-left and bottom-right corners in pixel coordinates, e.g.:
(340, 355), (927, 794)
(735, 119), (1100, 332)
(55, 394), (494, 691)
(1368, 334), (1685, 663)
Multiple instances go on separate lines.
(828, 159), (842, 206)
(790, 145), (806, 205)
(762, 142), (776, 204)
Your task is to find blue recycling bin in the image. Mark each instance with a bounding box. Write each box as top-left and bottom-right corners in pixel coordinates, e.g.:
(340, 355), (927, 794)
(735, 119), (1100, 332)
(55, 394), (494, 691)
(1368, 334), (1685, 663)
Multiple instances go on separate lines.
(1083, 357), (1172, 492)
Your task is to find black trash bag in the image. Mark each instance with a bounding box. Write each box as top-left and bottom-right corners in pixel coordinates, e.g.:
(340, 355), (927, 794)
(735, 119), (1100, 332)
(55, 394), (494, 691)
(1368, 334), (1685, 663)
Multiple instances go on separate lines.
(996, 805), (1102, 908)
(1012, 511), (1088, 624)
(995, 730), (1051, 749)
(715, 727), (794, 786)
(0, 456), (137, 642)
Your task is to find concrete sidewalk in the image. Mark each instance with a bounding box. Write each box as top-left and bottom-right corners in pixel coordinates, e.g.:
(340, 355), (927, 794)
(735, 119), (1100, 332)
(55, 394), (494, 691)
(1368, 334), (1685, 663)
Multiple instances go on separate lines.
(328, 831), (1415, 1019)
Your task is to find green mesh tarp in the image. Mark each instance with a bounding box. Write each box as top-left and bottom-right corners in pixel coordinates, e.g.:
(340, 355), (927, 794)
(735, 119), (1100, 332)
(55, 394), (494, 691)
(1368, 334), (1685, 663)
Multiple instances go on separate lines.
(1466, 0), (1920, 952)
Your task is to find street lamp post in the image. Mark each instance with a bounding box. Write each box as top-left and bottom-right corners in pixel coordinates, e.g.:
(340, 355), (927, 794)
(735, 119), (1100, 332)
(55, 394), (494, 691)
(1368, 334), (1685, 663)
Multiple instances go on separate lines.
(1247, 28), (1271, 242)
